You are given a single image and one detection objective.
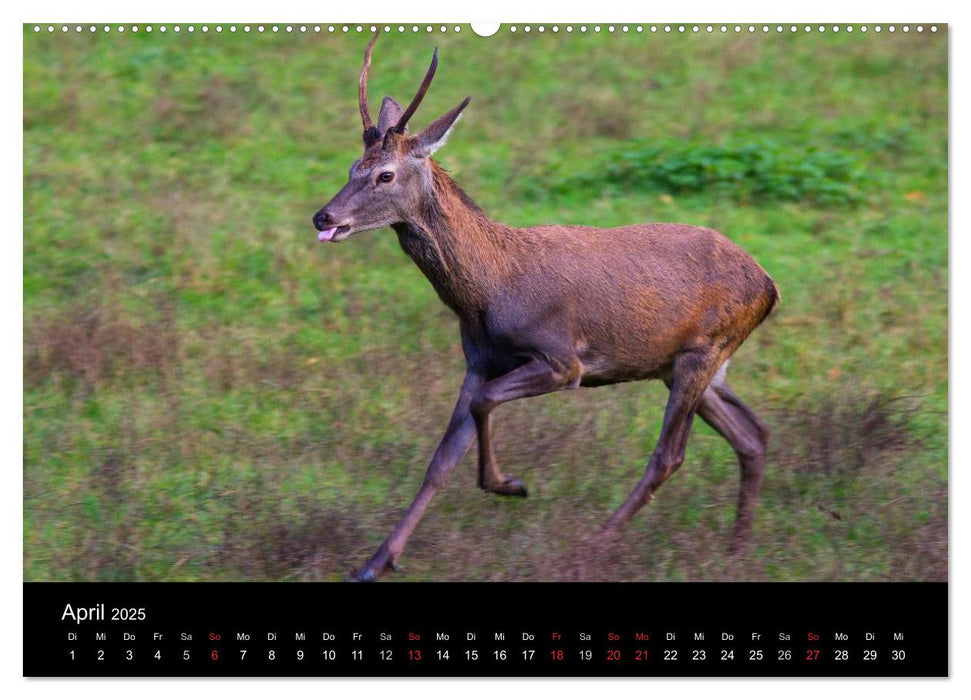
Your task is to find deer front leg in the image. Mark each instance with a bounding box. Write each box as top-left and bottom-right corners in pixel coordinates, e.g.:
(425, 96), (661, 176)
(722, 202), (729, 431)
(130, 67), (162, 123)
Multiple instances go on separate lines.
(471, 356), (581, 498)
(351, 373), (483, 582)
(476, 407), (528, 496)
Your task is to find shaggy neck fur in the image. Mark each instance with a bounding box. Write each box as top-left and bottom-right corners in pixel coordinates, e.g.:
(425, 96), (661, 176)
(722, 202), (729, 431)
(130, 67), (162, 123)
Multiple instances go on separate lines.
(392, 162), (513, 319)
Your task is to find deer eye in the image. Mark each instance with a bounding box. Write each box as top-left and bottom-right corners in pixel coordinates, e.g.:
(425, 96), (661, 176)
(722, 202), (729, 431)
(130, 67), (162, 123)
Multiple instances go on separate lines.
(377, 171), (395, 184)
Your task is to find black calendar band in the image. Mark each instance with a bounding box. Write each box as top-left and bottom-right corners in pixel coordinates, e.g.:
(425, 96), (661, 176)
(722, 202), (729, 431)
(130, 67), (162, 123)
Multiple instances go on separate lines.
(24, 581), (947, 677)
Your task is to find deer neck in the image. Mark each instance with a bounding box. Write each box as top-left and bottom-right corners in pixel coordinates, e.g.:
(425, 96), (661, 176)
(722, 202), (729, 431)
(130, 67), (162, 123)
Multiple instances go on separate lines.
(392, 163), (508, 319)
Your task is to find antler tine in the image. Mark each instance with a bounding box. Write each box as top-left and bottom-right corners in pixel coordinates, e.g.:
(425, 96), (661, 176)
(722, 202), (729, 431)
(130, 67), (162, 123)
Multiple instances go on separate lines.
(359, 30), (380, 136)
(394, 47), (439, 134)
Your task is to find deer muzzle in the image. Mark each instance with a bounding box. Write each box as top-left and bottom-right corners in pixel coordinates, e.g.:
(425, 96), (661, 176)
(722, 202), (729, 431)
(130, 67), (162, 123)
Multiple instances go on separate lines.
(313, 209), (351, 243)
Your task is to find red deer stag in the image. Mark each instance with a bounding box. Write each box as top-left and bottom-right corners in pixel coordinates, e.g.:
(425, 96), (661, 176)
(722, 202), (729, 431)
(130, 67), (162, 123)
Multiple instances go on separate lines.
(313, 34), (779, 581)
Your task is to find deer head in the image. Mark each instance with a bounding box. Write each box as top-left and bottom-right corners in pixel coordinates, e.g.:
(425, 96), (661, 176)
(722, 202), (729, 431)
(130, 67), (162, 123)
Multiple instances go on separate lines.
(313, 34), (471, 243)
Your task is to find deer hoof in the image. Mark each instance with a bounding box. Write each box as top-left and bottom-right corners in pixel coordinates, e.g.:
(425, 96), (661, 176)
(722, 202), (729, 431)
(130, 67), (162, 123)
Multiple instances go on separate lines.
(348, 563), (397, 582)
(348, 568), (378, 583)
(348, 555), (399, 582)
(493, 476), (528, 497)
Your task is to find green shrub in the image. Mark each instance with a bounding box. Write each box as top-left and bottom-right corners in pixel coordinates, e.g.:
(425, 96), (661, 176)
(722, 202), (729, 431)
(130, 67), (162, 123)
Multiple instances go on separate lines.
(546, 139), (870, 206)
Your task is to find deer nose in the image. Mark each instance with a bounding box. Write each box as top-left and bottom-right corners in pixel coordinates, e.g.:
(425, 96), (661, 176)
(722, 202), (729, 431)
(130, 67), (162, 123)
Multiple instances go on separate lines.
(313, 210), (333, 231)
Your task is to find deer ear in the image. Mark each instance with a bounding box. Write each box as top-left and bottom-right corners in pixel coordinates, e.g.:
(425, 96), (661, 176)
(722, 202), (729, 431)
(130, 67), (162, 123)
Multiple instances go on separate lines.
(377, 96), (405, 135)
(410, 97), (471, 158)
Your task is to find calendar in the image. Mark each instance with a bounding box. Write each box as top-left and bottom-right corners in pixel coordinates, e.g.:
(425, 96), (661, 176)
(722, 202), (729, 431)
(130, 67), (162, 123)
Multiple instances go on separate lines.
(22, 20), (949, 682)
(24, 583), (946, 676)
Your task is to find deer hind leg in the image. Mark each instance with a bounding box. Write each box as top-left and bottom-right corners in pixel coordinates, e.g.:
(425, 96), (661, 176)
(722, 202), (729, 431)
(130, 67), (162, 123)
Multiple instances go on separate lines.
(601, 350), (722, 532)
(695, 367), (770, 554)
(471, 356), (581, 497)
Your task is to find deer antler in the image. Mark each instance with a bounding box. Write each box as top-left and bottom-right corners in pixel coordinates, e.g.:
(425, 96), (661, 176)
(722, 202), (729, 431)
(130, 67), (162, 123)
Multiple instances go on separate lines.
(394, 47), (438, 134)
(360, 30), (380, 144)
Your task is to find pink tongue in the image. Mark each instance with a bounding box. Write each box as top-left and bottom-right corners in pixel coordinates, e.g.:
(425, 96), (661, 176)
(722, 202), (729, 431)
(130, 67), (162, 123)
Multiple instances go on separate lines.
(317, 227), (338, 242)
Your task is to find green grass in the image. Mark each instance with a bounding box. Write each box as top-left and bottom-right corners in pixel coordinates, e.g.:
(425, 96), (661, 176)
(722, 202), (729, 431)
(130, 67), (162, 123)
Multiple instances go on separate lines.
(23, 26), (947, 581)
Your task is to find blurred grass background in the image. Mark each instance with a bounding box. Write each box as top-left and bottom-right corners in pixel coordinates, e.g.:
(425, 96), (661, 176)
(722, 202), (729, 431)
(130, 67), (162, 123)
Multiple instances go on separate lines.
(23, 25), (946, 581)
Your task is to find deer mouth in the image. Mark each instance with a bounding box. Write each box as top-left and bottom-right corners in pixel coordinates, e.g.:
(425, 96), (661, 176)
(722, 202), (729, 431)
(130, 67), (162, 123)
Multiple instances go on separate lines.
(317, 224), (351, 243)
